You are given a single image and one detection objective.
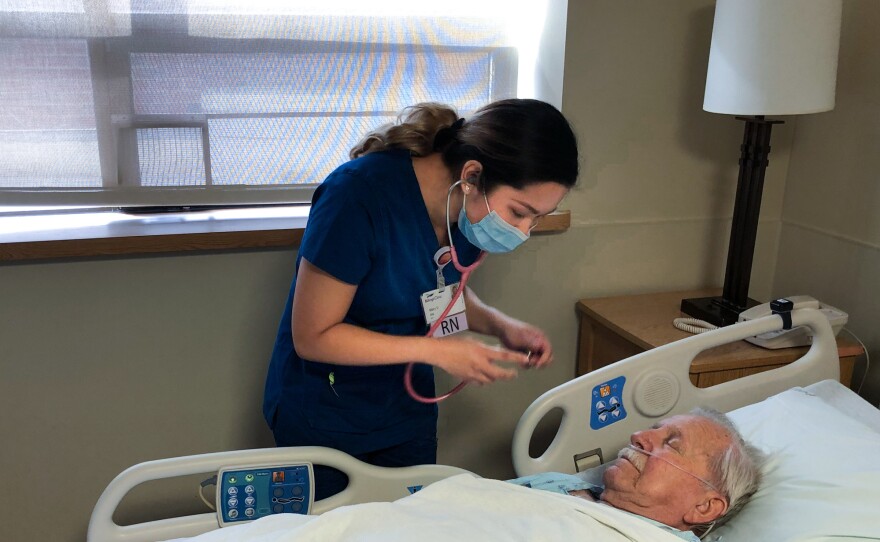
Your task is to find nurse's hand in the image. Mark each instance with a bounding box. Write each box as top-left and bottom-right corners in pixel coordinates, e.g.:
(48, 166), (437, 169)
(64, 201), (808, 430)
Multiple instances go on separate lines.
(432, 337), (529, 385)
(498, 320), (554, 369)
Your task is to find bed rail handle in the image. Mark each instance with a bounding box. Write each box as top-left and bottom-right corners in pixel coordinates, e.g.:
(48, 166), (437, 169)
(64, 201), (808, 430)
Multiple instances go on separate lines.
(511, 396), (572, 476)
(88, 446), (471, 542)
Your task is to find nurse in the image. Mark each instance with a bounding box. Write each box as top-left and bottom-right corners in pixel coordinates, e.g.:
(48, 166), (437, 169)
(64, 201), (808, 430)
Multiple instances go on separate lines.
(263, 98), (579, 498)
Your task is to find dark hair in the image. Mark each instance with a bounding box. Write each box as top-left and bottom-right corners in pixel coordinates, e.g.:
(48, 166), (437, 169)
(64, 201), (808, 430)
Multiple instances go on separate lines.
(349, 99), (579, 190)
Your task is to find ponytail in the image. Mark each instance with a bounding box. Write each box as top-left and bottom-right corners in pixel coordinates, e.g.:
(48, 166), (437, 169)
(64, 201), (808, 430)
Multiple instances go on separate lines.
(349, 103), (459, 159)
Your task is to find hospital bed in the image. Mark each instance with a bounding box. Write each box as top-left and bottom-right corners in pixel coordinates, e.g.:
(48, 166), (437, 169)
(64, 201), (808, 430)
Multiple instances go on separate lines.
(89, 307), (880, 542)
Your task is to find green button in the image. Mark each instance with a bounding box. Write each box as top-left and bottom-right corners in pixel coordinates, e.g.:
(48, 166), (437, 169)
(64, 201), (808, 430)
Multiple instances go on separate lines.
(228, 476), (237, 484)
(245, 474), (255, 482)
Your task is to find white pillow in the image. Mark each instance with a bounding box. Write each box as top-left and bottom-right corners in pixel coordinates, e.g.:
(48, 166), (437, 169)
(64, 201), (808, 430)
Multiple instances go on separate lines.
(707, 383), (880, 542)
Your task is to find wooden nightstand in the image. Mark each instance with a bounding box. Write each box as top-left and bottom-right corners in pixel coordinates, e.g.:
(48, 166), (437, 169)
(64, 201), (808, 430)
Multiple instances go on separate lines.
(576, 289), (861, 388)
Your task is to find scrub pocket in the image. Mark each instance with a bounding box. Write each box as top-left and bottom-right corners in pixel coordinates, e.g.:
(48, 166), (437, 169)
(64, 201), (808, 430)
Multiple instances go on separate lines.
(304, 364), (398, 434)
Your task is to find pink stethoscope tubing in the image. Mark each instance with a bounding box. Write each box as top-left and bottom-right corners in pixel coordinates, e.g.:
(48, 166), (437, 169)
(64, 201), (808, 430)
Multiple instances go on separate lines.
(404, 180), (489, 403)
(404, 248), (487, 403)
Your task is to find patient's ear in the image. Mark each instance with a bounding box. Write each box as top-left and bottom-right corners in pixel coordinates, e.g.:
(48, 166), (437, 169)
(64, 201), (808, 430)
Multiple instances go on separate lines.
(685, 495), (728, 526)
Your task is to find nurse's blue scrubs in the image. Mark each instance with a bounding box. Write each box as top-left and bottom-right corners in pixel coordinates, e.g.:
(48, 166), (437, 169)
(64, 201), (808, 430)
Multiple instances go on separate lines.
(263, 149), (479, 498)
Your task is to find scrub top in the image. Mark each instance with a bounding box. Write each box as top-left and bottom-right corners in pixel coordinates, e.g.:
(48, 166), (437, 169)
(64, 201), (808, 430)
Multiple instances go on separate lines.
(263, 149), (480, 455)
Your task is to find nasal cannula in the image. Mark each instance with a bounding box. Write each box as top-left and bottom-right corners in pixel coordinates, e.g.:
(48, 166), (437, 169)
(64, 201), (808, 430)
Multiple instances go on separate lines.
(623, 445), (723, 494)
(623, 444), (724, 537)
(404, 180), (529, 404)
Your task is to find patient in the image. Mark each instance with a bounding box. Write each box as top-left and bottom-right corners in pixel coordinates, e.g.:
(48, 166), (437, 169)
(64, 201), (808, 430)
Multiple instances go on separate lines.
(508, 408), (765, 541)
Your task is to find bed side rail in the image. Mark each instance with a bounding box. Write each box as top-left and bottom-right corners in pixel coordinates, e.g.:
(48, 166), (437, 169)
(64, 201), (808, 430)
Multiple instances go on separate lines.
(512, 308), (839, 476)
(88, 446), (471, 542)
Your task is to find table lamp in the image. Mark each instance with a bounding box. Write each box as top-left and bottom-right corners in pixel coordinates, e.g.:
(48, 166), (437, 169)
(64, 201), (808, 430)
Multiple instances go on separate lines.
(680, 0), (843, 326)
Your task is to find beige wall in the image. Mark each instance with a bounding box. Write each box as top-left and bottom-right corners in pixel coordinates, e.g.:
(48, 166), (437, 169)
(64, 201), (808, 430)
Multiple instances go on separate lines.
(439, 0), (791, 477)
(557, 0), (790, 302)
(772, 0), (880, 405)
(1, 251), (293, 540)
(6, 1), (862, 540)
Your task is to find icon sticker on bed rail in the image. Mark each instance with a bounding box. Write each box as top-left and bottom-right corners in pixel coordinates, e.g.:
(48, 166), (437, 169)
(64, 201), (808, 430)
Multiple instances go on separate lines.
(590, 376), (627, 430)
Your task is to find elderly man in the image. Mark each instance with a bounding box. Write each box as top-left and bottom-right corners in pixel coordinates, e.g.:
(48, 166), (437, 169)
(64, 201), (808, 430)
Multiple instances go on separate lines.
(508, 408), (765, 541)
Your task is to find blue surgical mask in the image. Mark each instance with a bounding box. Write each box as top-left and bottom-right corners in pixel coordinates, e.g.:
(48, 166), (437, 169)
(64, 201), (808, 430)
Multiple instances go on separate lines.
(457, 186), (529, 253)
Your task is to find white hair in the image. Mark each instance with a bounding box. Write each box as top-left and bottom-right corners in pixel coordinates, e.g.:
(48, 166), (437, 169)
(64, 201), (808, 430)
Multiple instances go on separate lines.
(689, 407), (766, 529)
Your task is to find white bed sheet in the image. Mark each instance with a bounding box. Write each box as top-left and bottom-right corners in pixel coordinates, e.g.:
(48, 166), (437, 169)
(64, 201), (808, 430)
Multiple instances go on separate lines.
(802, 379), (880, 433)
(162, 474), (687, 542)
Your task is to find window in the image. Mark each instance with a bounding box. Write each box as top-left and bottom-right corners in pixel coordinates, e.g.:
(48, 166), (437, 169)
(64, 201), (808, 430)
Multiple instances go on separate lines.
(0, 0), (566, 212)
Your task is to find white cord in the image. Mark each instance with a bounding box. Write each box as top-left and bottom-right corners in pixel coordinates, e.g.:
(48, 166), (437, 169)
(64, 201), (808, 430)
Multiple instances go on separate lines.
(673, 317), (718, 334)
(199, 477), (216, 511)
(842, 327), (871, 395)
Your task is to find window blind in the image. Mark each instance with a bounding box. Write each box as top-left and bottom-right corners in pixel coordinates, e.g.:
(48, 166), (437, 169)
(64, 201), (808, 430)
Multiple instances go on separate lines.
(0, 0), (563, 209)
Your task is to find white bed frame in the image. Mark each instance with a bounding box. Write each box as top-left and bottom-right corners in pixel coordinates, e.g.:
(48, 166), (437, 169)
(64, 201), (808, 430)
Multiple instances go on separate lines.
(88, 447), (470, 541)
(88, 308), (840, 542)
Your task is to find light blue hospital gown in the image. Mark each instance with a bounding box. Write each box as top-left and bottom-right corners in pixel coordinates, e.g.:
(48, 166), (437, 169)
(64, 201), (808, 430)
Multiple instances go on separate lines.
(507, 472), (700, 542)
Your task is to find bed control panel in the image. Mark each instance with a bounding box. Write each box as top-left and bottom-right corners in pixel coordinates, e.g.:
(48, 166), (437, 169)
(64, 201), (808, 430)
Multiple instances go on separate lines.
(217, 463), (314, 527)
(590, 376), (627, 430)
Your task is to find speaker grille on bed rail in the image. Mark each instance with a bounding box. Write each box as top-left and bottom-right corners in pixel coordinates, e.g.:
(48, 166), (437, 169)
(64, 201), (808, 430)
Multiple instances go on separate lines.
(633, 370), (680, 417)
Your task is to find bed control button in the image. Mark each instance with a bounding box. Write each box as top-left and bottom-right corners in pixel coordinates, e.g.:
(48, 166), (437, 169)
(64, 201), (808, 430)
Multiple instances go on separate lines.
(227, 498), (238, 508)
(292, 503), (302, 512)
(227, 487), (238, 495)
(596, 400), (606, 410)
(273, 487), (284, 497)
(228, 509), (239, 519)
(245, 507), (255, 517)
(292, 486), (303, 496)
(245, 485), (255, 494)
(245, 496), (255, 506)
(273, 504), (284, 513)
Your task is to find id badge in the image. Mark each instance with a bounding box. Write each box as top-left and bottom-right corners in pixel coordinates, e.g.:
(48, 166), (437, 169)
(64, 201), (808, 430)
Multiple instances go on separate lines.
(420, 282), (468, 337)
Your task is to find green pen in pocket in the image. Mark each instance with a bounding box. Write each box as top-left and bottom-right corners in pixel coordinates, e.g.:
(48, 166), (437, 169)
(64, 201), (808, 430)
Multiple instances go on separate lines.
(329, 371), (339, 397)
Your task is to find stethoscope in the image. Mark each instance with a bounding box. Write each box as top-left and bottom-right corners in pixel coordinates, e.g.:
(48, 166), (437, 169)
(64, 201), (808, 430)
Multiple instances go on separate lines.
(403, 180), (488, 404)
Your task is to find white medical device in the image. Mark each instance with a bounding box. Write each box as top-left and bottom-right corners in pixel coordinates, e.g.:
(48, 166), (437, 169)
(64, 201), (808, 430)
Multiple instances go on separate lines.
(737, 295), (848, 349)
(216, 463), (314, 526)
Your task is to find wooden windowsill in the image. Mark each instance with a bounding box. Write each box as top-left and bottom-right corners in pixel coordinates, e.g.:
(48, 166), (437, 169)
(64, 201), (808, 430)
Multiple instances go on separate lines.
(0, 208), (571, 262)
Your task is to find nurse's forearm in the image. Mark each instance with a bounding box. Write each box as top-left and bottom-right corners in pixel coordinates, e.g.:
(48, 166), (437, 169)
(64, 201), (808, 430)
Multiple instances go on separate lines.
(294, 322), (526, 382)
(292, 257), (443, 367)
(293, 322), (440, 367)
(294, 319), (528, 384)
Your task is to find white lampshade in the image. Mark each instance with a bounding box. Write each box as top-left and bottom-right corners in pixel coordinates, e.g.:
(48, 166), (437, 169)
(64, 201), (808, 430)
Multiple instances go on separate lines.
(704, 0), (842, 115)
